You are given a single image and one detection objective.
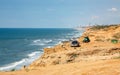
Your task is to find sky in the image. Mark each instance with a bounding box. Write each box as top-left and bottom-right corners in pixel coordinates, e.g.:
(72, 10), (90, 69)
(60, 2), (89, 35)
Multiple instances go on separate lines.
(0, 0), (120, 28)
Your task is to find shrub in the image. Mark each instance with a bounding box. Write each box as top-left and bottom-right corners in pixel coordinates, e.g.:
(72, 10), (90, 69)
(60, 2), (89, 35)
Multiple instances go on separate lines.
(111, 39), (118, 44)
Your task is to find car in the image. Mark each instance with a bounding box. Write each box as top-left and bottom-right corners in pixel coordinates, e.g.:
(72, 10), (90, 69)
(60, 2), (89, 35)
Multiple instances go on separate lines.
(83, 36), (90, 43)
(70, 40), (80, 47)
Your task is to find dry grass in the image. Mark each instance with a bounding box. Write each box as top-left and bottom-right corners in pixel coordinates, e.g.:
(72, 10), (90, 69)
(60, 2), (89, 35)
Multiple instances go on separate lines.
(90, 24), (120, 30)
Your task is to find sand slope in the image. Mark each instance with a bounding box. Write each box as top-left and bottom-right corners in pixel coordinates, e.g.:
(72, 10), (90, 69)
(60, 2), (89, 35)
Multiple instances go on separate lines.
(0, 59), (120, 75)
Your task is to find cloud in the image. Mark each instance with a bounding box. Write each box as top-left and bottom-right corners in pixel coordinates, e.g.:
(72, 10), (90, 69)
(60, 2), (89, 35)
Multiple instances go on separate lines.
(108, 8), (118, 12)
(91, 16), (99, 20)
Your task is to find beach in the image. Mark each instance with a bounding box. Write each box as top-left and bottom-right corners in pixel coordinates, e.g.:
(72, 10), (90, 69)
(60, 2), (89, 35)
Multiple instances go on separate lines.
(0, 28), (82, 71)
(0, 25), (120, 75)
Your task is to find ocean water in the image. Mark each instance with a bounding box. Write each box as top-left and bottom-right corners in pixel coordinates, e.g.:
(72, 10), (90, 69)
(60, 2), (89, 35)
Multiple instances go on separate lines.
(0, 28), (84, 71)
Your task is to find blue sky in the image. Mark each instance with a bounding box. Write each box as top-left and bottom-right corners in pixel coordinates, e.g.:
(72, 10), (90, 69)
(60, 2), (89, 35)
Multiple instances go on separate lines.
(0, 0), (120, 28)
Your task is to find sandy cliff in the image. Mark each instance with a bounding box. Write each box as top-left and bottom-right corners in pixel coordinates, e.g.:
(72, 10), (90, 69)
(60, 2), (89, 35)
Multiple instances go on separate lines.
(27, 25), (120, 70)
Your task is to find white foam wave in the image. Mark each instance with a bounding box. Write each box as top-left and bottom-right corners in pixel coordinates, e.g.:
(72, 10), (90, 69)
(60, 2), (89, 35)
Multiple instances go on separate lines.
(31, 39), (53, 46)
(33, 39), (41, 43)
(0, 51), (42, 71)
(73, 32), (83, 38)
(28, 51), (41, 57)
(46, 46), (52, 48)
(44, 40), (52, 43)
(33, 43), (45, 46)
(0, 59), (26, 71)
(55, 39), (68, 45)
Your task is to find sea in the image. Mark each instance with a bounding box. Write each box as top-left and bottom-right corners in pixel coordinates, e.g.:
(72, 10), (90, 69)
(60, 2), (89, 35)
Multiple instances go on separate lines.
(0, 28), (84, 71)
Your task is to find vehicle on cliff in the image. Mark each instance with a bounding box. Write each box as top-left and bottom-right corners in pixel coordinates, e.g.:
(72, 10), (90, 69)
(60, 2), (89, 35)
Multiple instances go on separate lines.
(83, 36), (90, 43)
(70, 40), (80, 47)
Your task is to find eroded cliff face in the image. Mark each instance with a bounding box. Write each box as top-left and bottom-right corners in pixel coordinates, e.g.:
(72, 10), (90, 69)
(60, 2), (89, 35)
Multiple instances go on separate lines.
(27, 25), (120, 70)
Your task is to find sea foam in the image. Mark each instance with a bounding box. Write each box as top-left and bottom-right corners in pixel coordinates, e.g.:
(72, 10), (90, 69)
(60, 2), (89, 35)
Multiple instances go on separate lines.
(0, 51), (42, 71)
(31, 39), (53, 46)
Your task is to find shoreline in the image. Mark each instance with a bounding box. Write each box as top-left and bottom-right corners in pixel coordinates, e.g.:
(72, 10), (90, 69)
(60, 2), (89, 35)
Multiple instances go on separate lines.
(0, 28), (84, 71)
(0, 24), (120, 75)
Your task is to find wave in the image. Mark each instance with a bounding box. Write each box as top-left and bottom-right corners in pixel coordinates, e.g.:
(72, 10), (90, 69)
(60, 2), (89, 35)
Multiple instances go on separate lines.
(33, 39), (41, 43)
(31, 43), (46, 46)
(28, 51), (41, 57)
(0, 51), (42, 71)
(31, 39), (53, 46)
(44, 40), (52, 43)
(55, 39), (68, 45)
(55, 31), (83, 45)
(46, 46), (53, 48)
(26, 51), (42, 64)
(73, 31), (83, 38)
(0, 59), (26, 71)
(33, 39), (52, 43)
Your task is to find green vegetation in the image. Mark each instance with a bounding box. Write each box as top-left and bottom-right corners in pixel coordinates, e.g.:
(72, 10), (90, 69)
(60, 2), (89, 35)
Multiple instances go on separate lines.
(111, 39), (118, 44)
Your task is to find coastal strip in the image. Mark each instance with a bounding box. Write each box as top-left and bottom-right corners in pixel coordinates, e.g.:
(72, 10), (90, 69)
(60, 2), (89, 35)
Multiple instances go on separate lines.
(0, 24), (120, 75)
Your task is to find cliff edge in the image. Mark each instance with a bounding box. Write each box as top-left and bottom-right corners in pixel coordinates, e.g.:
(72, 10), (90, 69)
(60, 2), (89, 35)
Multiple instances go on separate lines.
(27, 25), (120, 70)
